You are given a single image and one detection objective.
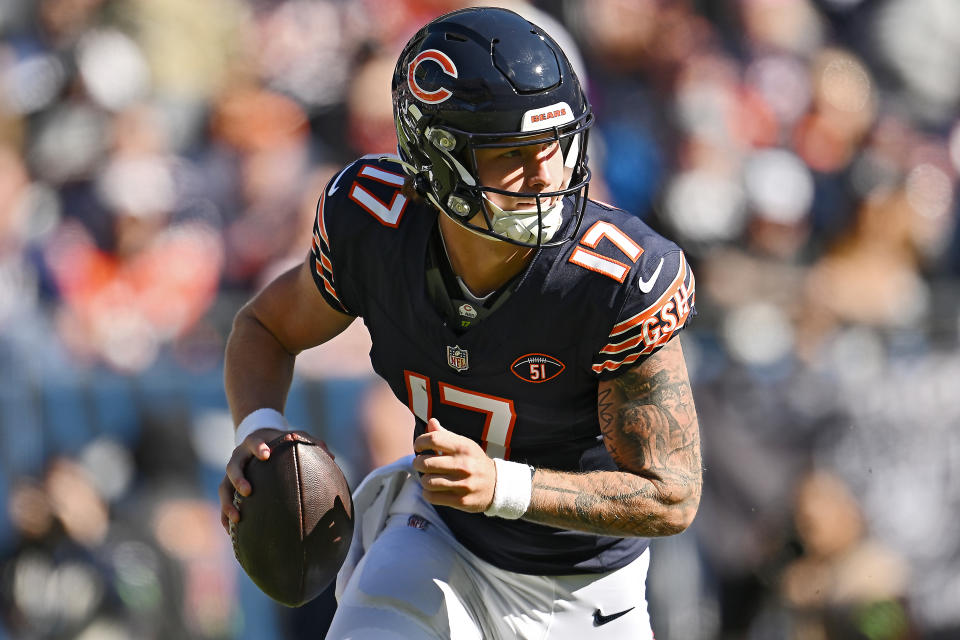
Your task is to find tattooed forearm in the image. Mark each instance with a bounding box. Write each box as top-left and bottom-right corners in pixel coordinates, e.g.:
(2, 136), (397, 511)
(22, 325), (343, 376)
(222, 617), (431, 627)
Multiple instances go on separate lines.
(524, 339), (702, 537)
(528, 470), (674, 536)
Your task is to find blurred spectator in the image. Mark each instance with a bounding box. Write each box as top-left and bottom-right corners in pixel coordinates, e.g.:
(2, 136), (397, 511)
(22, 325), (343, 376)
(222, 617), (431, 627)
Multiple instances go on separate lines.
(779, 469), (912, 640)
(798, 186), (931, 357)
(691, 358), (846, 639)
(344, 49), (399, 157)
(211, 84), (309, 287)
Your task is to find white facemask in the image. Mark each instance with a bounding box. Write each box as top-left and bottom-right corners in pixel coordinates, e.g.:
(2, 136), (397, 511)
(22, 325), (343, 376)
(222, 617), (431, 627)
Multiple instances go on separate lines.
(482, 195), (564, 244)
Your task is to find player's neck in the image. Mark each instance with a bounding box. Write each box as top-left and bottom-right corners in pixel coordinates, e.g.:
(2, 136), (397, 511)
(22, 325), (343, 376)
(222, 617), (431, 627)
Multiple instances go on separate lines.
(438, 213), (534, 298)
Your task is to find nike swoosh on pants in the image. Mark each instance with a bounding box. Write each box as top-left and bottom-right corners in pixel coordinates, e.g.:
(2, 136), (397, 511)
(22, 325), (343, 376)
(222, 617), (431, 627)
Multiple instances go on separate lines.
(593, 606), (635, 626)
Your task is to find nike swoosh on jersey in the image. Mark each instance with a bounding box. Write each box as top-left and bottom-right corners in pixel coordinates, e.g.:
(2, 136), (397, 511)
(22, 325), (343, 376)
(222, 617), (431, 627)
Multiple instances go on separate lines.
(637, 257), (664, 293)
(593, 606), (635, 626)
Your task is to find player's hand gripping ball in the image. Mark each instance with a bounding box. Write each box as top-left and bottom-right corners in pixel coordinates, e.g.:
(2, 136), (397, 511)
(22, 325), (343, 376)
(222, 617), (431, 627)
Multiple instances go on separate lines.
(229, 433), (353, 606)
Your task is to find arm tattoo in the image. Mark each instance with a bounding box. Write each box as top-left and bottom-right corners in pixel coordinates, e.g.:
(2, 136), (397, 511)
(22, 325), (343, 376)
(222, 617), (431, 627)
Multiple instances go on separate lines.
(526, 339), (702, 537)
(597, 386), (615, 430)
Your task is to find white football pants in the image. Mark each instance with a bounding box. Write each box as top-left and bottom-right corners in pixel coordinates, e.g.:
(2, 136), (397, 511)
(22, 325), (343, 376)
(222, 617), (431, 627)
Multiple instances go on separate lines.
(326, 473), (654, 640)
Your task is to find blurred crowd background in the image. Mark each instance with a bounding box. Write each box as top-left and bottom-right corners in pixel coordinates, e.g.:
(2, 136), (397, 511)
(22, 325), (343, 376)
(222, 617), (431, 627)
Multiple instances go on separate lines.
(1, 0), (959, 638)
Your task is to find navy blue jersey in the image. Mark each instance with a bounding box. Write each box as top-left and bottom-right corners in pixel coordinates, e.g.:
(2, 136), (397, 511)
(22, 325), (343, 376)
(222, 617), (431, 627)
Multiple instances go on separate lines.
(310, 156), (696, 574)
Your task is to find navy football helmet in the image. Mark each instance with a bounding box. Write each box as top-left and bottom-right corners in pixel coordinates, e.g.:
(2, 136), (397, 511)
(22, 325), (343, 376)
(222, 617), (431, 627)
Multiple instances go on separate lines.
(392, 7), (593, 247)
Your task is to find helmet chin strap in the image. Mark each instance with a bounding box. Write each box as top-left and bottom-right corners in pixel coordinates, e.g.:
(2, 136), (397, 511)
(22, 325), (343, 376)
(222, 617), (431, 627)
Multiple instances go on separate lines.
(481, 194), (564, 244)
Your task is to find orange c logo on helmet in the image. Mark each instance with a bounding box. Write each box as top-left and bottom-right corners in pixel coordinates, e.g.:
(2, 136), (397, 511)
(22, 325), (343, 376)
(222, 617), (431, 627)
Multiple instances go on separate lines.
(407, 49), (458, 104)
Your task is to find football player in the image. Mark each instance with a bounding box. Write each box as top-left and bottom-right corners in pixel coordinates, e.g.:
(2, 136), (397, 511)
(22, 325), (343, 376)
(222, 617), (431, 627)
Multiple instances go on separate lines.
(219, 7), (701, 639)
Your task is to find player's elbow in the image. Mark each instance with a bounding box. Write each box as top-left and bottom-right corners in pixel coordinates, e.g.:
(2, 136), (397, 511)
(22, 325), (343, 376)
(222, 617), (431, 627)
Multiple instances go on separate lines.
(662, 493), (700, 535)
(655, 477), (701, 536)
(228, 302), (297, 358)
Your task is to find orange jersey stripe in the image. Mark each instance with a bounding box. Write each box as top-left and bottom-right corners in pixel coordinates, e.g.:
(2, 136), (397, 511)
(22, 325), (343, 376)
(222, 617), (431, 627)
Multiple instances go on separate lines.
(610, 254), (688, 337)
(317, 191), (330, 245)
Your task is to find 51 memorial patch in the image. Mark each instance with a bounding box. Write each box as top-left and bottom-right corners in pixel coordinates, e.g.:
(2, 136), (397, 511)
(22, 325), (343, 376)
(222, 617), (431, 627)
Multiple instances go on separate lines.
(510, 353), (565, 383)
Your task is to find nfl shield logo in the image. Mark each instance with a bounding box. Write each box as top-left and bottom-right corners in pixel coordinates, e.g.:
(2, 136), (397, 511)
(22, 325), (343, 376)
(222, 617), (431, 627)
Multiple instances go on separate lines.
(447, 345), (469, 372)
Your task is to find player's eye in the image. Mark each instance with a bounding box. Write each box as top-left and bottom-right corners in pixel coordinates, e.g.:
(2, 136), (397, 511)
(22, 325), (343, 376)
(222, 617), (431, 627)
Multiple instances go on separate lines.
(539, 141), (560, 155)
(499, 149), (522, 159)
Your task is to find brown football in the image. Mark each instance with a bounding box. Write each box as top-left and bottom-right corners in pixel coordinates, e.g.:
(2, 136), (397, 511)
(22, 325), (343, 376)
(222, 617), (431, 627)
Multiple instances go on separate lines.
(230, 434), (353, 607)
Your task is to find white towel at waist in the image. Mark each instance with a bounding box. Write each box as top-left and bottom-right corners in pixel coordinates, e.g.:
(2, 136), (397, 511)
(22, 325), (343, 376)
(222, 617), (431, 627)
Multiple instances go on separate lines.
(335, 454), (415, 599)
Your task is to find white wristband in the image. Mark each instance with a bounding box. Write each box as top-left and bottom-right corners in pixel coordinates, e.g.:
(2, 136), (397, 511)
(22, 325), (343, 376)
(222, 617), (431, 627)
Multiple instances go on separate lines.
(483, 458), (534, 520)
(234, 408), (291, 447)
